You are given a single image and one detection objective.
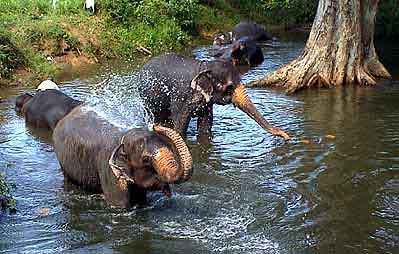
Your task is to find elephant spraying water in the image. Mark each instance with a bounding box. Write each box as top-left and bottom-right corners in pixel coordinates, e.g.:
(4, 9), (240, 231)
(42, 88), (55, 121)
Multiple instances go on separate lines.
(53, 105), (193, 208)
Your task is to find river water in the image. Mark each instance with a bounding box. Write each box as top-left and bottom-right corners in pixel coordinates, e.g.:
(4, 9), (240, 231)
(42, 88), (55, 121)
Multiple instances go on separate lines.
(0, 34), (398, 253)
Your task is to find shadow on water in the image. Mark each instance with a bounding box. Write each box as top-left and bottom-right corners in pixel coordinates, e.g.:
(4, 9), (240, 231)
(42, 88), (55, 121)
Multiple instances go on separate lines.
(1, 33), (399, 254)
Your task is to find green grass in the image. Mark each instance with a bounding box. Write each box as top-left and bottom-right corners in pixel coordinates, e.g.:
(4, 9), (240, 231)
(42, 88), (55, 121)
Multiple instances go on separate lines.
(0, 30), (26, 79)
(0, 0), (90, 81)
(0, 0), (396, 84)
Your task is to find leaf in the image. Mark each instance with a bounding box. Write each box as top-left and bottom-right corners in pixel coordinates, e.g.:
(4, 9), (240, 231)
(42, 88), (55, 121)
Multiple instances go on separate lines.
(325, 134), (336, 139)
(300, 139), (310, 144)
(35, 207), (50, 216)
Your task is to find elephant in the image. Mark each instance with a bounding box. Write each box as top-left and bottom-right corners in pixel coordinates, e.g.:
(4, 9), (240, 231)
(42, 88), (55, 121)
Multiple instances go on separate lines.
(15, 89), (82, 130)
(213, 37), (264, 67)
(137, 53), (290, 140)
(53, 105), (193, 208)
(213, 21), (273, 46)
(15, 92), (33, 112)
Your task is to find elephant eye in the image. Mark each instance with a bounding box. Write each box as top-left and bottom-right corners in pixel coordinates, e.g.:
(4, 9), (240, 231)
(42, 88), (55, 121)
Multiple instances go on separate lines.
(119, 146), (128, 159)
(142, 156), (151, 166)
(225, 84), (234, 94)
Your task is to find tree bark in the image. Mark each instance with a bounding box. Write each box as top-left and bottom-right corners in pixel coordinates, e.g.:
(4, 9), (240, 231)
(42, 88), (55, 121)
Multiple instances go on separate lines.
(249, 0), (391, 93)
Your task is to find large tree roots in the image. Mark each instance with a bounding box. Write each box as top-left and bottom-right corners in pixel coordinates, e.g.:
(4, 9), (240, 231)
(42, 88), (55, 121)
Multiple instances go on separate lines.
(248, 54), (391, 94)
(248, 0), (391, 94)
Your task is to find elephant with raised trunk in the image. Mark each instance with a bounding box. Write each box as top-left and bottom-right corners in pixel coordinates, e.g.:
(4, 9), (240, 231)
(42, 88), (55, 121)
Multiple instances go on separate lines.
(137, 53), (289, 140)
(53, 106), (193, 208)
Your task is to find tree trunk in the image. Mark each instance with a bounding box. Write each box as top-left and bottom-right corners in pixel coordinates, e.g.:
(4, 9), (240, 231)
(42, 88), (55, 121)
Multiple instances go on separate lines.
(249, 0), (391, 93)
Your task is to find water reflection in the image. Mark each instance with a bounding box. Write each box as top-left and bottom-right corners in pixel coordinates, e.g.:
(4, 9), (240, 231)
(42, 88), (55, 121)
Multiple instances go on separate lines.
(1, 37), (399, 254)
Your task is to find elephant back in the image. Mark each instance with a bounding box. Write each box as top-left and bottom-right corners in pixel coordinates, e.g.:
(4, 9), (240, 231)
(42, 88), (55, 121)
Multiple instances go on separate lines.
(53, 106), (121, 192)
(23, 90), (82, 130)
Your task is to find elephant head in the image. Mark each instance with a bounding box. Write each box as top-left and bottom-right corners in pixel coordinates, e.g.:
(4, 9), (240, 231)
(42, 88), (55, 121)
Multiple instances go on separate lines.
(15, 93), (33, 113)
(191, 60), (290, 140)
(108, 124), (193, 196)
(213, 32), (233, 46)
(229, 41), (248, 66)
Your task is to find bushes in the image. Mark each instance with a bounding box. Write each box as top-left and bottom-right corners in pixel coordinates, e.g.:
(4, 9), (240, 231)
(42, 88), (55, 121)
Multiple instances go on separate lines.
(0, 31), (26, 79)
(100, 0), (201, 53)
(263, 0), (318, 27)
(168, 0), (200, 32)
(115, 19), (187, 54)
(102, 0), (200, 33)
(377, 0), (399, 38)
(27, 22), (80, 56)
(100, 0), (139, 24)
(0, 0), (396, 83)
(0, 0), (89, 80)
(0, 0), (84, 17)
(0, 28), (57, 80)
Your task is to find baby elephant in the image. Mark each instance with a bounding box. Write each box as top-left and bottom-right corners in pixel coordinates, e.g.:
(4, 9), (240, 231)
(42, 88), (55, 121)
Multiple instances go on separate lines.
(53, 106), (193, 208)
(214, 37), (264, 67)
(15, 90), (82, 130)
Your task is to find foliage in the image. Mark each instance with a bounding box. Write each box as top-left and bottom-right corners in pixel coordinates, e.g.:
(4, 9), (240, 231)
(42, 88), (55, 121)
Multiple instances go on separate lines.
(98, 0), (202, 54)
(27, 22), (80, 55)
(102, 0), (200, 33)
(0, 0), (89, 79)
(0, 30), (26, 79)
(0, 0), (397, 83)
(264, 0), (318, 25)
(226, 0), (318, 26)
(0, 0), (83, 16)
(113, 19), (187, 55)
(377, 0), (399, 38)
(168, 0), (200, 32)
(0, 172), (16, 211)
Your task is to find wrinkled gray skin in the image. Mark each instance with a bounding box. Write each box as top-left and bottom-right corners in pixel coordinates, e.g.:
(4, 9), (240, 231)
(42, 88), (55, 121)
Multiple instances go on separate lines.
(53, 106), (191, 208)
(213, 37), (264, 67)
(15, 90), (82, 130)
(137, 53), (240, 137)
(135, 53), (289, 141)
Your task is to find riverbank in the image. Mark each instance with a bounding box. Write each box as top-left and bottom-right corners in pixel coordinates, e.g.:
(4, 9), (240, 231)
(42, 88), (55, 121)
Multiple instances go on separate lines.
(0, 1), (218, 87)
(0, 0), (314, 88)
(1, 0), (397, 89)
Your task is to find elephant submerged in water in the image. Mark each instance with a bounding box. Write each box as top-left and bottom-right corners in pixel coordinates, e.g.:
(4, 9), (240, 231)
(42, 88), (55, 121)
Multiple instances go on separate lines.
(136, 53), (289, 140)
(53, 105), (193, 208)
(15, 90), (82, 130)
(213, 37), (264, 67)
(16, 89), (193, 208)
(213, 21), (274, 46)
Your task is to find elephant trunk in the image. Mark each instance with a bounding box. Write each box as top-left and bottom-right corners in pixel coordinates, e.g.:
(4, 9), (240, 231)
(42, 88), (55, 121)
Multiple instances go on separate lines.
(152, 125), (193, 183)
(231, 84), (290, 140)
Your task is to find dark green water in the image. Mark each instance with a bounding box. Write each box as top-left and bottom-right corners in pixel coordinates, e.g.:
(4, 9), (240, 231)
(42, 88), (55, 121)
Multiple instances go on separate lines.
(0, 36), (398, 253)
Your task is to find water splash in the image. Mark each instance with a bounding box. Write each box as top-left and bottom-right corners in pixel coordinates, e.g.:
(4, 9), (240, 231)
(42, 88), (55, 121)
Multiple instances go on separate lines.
(64, 73), (155, 130)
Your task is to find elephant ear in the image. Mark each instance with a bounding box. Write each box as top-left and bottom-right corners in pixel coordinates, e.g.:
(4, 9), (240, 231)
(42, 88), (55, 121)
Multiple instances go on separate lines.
(230, 42), (246, 64)
(191, 70), (213, 103)
(108, 136), (135, 190)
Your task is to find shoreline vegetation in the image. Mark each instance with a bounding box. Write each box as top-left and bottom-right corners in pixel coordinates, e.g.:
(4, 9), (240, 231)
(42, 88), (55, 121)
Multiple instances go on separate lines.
(0, 0), (397, 88)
